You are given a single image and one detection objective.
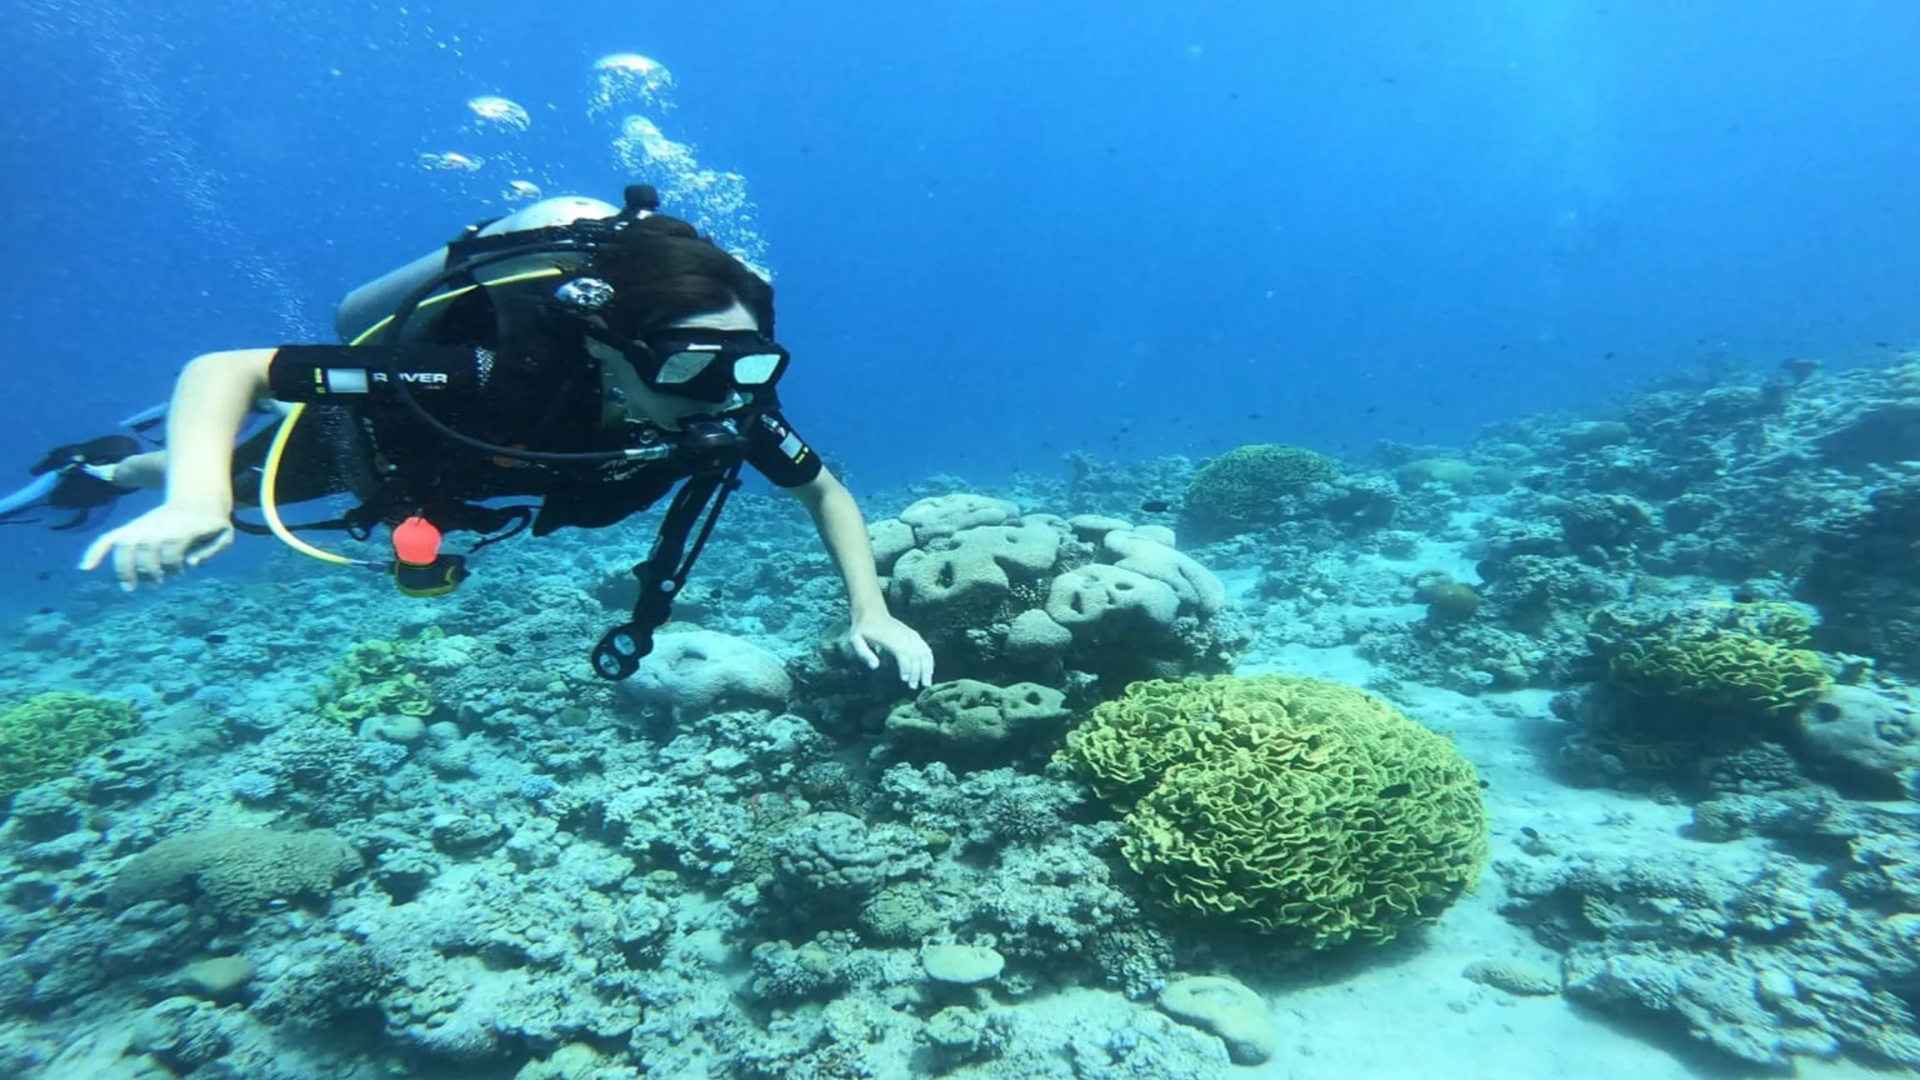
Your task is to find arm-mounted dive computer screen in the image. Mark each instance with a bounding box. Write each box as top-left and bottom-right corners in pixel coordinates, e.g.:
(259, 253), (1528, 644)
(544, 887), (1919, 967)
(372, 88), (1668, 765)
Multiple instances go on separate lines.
(268, 344), (496, 402)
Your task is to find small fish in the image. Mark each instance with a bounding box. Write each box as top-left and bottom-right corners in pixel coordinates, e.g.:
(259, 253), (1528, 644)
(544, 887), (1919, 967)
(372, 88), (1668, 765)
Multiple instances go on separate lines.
(495, 642), (518, 656)
(1876, 341), (1893, 348)
(35, 570), (51, 581)
(1379, 782), (1413, 798)
(34, 606), (55, 616)
(1140, 499), (1172, 514)
(1479, 779), (1491, 789)
(203, 633), (229, 645)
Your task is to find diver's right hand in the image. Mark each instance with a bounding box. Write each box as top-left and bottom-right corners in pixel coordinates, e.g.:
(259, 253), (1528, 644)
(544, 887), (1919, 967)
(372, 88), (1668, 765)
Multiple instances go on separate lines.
(79, 503), (235, 591)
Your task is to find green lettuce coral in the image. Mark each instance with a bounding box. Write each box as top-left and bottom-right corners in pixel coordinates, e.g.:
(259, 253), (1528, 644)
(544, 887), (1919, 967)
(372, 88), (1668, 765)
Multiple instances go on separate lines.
(1594, 602), (1830, 719)
(1184, 443), (1339, 534)
(316, 630), (442, 726)
(1058, 674), (1488, 948)
(0, 691), (140, 800)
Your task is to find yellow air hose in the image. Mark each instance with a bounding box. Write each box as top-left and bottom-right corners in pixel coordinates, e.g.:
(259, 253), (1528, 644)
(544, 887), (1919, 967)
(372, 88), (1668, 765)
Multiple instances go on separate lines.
(255, 266), (565, 566)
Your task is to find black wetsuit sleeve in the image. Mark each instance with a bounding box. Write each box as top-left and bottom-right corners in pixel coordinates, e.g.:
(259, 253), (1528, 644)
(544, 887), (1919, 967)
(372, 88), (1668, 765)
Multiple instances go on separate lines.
(745, 410), (824, 488)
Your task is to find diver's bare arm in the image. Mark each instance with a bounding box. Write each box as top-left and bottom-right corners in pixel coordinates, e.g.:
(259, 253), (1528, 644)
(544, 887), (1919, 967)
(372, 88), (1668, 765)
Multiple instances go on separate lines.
(790, 468), (890, 621)
(162, 349), (276, 513)
(108, 451), (168, 492)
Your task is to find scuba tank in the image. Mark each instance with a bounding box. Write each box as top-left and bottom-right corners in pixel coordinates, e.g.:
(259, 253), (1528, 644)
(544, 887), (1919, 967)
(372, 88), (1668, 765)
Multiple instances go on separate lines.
(335, 195), (622, 345)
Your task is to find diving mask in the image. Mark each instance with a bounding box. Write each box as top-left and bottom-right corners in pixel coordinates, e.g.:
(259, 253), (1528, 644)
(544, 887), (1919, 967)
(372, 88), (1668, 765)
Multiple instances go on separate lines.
(556, 277), (788, 404)
(588, 325), (789, 404)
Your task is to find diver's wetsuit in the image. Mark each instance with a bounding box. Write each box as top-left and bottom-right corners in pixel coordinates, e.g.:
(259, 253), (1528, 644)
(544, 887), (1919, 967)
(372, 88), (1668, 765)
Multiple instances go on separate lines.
(255, 263), (824, 538)
(9, 388), (821, 540)
(241, 350), (823, 538)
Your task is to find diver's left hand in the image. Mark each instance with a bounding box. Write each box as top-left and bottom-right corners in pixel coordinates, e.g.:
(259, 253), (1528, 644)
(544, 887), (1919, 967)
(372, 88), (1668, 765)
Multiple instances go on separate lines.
(848, 612), (935, 690)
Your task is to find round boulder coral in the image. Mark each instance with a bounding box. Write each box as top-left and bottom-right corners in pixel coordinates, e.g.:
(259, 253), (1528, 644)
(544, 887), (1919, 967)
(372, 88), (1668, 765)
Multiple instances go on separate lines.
(1184, 444), (1339, 535)
(870, 499), (1236, 693)
(623, 628), (793, 717)
(1059, 675), (1488, 947)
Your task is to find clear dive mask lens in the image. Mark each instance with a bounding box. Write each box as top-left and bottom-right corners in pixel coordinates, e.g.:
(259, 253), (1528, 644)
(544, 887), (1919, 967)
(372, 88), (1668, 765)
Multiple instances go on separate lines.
(732, 351), (786, 385)
(654, 344), (723, 386)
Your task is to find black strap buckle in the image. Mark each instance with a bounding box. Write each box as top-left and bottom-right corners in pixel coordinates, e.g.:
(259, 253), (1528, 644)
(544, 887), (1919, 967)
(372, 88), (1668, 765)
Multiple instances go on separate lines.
(591, 620), (654, 680)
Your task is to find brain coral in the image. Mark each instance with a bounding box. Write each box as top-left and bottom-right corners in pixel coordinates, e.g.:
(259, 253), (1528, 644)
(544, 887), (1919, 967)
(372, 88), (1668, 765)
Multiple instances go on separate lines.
(884, 678), (1070, 765)
(1058, 674), (1488, 947)
(110, 827), (363, 920)
(1184, 444), (1339, 534)
(0, 691), (139, 800)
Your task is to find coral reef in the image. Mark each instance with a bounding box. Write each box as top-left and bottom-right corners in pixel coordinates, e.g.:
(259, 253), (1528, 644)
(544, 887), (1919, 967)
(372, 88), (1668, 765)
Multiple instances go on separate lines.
(1594, 602), (1831, 720)
(0, 691), (139, 800)
(9, 352), (1920, 1078)
(1501, 807), (1920, 1069)
(109, 827), (363, 921)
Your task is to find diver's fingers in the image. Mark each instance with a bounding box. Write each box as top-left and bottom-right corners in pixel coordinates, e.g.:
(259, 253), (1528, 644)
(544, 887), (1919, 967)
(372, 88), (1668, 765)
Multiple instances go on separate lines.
(133, 540), (166, 586)
(111, 538), (141, 591)
(155, 538), (190, 576)
(184, 527), (233, 568)
(849, 632), (881, 670)
(78, 529), (119, 571)
(910, 647), (935, 689)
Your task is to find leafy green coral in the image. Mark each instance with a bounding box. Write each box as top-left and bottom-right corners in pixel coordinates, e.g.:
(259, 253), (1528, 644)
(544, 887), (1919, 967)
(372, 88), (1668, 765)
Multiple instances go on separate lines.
(316, 629), (442, 726)
(0, 691), (140, 800)
(1184, 443), (1339, 533)
(1057, 674), (1488, 948)
(1595, 602), (1830, 719)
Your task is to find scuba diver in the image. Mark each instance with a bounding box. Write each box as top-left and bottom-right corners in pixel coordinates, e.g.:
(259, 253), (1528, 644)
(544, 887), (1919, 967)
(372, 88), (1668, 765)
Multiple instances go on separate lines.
(0, 435), (151, 530)
(50, 187), (934, 688)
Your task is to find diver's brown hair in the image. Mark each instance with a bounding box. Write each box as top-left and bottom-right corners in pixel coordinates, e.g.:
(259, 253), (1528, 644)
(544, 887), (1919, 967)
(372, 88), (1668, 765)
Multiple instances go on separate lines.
(590, 215), (774, 337)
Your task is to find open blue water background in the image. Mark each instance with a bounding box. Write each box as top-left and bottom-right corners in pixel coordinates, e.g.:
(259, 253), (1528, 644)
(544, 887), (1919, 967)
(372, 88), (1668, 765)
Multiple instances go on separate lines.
(2, 0), (1917, 605)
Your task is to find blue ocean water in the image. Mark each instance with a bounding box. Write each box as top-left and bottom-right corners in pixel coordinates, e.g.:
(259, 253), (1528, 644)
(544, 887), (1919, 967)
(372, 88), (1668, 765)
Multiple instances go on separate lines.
(3, 2), (1920, 1078)
(5, 1), (1919, 504)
